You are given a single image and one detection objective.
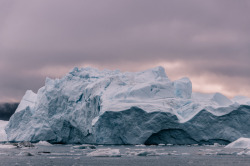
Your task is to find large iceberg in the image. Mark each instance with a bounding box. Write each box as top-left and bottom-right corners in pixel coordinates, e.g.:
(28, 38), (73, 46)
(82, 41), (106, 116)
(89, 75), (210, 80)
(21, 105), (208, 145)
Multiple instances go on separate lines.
(5, 66), (250, 144)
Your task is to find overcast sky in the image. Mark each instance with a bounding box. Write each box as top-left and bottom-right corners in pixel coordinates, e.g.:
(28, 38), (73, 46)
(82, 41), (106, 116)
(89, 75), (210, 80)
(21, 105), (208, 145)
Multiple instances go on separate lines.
(1, 0), (250, 102)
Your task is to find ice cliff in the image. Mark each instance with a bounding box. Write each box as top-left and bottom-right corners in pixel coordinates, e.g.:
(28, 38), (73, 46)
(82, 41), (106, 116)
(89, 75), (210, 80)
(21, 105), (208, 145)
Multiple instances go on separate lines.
(5, 66), (250, 144)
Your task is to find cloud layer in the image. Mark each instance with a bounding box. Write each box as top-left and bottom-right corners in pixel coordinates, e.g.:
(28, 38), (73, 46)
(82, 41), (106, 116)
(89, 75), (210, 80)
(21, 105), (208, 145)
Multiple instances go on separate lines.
(1, 0), (250, 102)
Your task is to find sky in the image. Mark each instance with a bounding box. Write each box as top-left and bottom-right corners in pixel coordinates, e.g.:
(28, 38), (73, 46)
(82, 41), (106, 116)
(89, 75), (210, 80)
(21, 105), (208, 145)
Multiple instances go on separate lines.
(0, 0), (250, 103)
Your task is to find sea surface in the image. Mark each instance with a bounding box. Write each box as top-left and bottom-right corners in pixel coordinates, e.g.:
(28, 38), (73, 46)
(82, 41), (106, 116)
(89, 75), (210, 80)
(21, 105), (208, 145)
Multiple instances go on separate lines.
(1, 143), (250, 166)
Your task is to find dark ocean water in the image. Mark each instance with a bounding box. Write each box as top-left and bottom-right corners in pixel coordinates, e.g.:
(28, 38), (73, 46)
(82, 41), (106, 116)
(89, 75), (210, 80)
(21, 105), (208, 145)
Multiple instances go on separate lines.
(1, 144), (250, 166)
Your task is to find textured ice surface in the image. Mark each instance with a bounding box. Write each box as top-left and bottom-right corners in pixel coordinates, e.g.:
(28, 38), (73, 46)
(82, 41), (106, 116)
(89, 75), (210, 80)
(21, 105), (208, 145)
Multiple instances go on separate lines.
(15, 90), (37, 113)
(5, 66), (250, 145)
(225, 138), (250, 149)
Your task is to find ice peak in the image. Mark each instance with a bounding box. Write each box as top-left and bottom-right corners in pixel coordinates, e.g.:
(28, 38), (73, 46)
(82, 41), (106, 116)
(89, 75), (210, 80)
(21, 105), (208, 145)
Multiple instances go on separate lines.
(142, 66), (168, 79)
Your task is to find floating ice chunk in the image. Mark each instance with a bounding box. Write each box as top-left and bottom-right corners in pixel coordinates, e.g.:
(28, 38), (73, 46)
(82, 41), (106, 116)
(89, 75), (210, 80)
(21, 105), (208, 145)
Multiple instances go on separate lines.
(216, 151), (237, 155)
(35, 141), (52, 146)
(87, 148), (121, 157)
(18, 151), (33, 156)
(0, 144), (16, 149)
(225, 138), (250, 149)
(181, 153), (190, 155)
(136, 149), (159, 156)
(158, 144), (165, 146)
(135, 144), (146, 147)
(243, 151), (250, 156)
(72, 144), (96, 149)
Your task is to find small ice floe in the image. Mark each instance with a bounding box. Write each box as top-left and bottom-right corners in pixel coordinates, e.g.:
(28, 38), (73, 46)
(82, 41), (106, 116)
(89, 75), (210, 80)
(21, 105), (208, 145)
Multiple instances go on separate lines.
(135, 144), (146, 147)
(52, 153), (81, 156)
(181, 153), (190, 155)
(18, 151), (33, 156)
(37, 151), (51, 155)
(242, 151), (250, 155)
(87, 148), (121, 157)
(237, 150), (250, 156)
(213, 143), (220, 147)
(168, 152), (179, 156)
(72, 144), (96, 149)
(0, 144), (17, 149)
(166, 144), (173, 146)
(225, 138), (250, 149)
(216, 151), (238, 155)
(35, 141), (52, 146)
(136, 150), (159, 156)
(17, 141), (34, 148)
(158, 144), (165, 146)
(0, 152), (8, 155)
(126, 149), (161, 156)
(48, 157), (62, 159)
(197, 149), (217, 155)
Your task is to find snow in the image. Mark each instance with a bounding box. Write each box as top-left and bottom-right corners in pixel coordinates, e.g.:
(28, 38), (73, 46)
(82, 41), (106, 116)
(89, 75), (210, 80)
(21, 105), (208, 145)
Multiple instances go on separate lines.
(0, 120), (8, 142)
(5, 66), (250, 145)
(225, 138), (250, 149)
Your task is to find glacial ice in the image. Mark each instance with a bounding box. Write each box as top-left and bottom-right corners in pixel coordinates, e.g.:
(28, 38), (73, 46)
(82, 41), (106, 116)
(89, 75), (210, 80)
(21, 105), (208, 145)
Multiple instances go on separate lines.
(15, 90), (37, 113)
(225, 138), (250, 149)
(5, 66), (250, 145)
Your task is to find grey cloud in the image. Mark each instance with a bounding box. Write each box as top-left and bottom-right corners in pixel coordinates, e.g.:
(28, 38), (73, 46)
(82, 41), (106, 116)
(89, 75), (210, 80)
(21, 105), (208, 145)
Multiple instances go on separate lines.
(0, 0), (250, 102)
(0, 103), (18, 121)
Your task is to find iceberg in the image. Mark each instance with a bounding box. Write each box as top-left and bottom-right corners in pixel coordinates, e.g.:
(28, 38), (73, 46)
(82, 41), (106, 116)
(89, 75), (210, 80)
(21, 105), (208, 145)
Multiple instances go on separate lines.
(5, 66), (250, 145)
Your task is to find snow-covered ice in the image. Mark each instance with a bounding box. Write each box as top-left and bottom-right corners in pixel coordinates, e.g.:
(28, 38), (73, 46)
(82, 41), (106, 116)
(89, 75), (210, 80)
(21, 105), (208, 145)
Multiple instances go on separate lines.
(5, 66), (250, 145)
